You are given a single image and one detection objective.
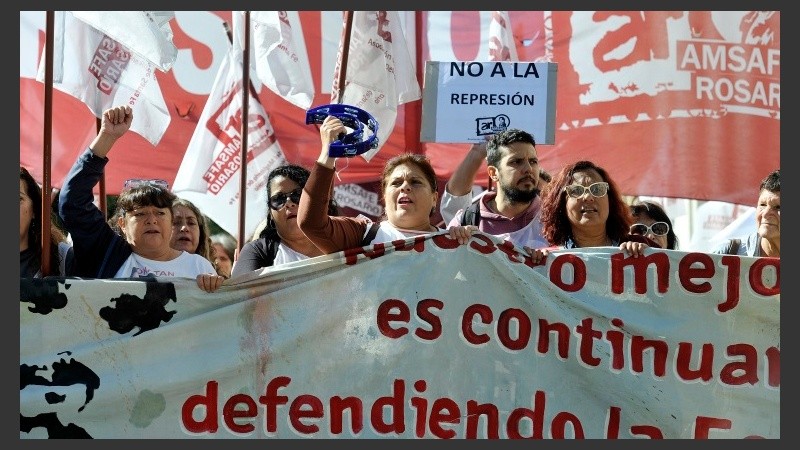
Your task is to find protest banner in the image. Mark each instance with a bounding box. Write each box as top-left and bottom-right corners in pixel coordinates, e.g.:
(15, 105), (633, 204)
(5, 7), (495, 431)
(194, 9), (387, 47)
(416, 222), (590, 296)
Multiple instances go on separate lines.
(21, 12), (778, 207)
(21, 232), (779, 438)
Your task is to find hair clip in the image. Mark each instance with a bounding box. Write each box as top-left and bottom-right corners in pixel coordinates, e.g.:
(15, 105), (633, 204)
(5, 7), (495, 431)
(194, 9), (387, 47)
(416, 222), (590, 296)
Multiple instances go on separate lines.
(306, 104), (379, 158)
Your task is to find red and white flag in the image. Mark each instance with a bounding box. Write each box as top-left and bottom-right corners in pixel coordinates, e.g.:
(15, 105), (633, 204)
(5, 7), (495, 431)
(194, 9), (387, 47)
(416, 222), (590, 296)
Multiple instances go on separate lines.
(36, 11), (171, 146)
(245, 11), (315, 109)
(331, 11), (421, 161)
(70, 11), (178, 72)
(488, 11), (518, 61)
(172, 47), (288, 241)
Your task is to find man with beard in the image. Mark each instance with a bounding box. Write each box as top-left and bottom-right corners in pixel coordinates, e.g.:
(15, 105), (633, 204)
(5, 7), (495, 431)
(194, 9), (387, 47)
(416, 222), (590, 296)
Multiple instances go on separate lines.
(441, 129), (549, 252)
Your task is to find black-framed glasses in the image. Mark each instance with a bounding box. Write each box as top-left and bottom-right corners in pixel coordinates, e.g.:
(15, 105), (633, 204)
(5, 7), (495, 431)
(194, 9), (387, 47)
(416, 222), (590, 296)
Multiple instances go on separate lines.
(124, 178), (169, 190)
(268, 188), (302, 210)
(564, 182), (609, 199)
(630, 222), (670, 236)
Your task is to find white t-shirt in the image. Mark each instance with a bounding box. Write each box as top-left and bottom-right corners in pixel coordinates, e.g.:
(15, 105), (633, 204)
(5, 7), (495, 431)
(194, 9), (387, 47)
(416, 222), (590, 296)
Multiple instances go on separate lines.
(367, 221), (442, 245)
(273, 243), (310, 266)
(114, 251), (216, 279)
(439, 187), (486, 225)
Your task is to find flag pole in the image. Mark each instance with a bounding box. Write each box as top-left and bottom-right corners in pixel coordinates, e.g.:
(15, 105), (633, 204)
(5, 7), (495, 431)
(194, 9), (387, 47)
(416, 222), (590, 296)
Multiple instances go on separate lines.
(334, 11), (354, 103)
(97, 118), (107, 218)
(41, 10), (55, 277)
(405, 11), (423, 154)
(237, 11), (251, 251)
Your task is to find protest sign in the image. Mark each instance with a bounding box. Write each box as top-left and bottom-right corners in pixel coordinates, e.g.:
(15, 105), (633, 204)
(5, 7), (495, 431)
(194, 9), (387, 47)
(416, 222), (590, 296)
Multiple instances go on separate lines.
(421, 61), (557, 144)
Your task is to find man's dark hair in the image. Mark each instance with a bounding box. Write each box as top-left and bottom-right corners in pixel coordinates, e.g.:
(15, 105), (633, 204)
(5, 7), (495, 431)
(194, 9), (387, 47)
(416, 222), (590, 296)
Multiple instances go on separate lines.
(486, 128), (536, 167)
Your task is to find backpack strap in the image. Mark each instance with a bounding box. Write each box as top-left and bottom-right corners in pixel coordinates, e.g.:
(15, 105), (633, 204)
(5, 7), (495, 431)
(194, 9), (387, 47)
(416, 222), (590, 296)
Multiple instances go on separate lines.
(361, 222), (381, 246)
(460, 201), (481, 226)
(725, 238), (741, 255)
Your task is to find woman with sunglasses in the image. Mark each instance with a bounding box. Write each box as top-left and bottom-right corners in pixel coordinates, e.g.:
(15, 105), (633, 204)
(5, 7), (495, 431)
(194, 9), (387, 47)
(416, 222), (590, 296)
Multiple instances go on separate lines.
(630, 201), (678, 250)
(539, 160), (659, 256)
(58, 105), (225, 292)
(231, 164), (339, 277)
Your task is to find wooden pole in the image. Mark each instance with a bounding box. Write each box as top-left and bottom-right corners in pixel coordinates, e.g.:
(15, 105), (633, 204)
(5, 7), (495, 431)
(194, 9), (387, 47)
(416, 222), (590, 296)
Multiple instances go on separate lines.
(405, 11), (423, 154)
(334, 11), (354, 103)
(97, 117), (107, 218)
(41, 10), (54, 277)
(237, 11), (251, 251)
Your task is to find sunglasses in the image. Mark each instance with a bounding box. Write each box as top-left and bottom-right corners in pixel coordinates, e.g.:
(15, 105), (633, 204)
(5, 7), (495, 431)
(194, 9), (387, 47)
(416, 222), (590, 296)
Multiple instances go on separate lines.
(268, 188), (302, 210)
(630, 222), (670, 236)
(564, 182), (609, 199)
(124, 178), (169, 190)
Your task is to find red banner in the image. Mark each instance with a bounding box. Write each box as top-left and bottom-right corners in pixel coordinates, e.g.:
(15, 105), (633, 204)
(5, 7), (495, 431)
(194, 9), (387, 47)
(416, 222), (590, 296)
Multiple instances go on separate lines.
(20, 11), (779, 206)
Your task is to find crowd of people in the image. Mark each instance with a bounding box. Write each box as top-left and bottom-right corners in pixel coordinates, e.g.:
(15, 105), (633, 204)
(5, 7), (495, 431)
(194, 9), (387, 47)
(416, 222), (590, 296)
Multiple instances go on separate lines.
(21, 105), (780, 286)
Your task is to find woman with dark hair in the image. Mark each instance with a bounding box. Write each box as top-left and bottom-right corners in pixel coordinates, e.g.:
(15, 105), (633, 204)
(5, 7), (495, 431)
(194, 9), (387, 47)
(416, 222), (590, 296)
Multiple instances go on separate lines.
(630, 200), (678, 250)
(231, 164), (340, 277)
(20, 167), (73, 277)
(539, 160), (658, 255)
(58, 105), (224, 292)
(170, 198), (214, 263)
(297, 115), (475, 254)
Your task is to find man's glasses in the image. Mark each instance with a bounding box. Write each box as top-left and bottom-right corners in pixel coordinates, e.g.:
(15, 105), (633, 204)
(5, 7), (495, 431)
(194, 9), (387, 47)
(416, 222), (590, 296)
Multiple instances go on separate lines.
(124, 179), (169, 190)
(268, 188), (302, 210)
(564, 182), (609, 199)
(630, 222), (670, 236)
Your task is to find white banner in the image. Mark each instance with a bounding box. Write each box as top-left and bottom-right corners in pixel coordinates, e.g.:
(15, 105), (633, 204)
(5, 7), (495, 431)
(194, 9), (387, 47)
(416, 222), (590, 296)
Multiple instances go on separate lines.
(333, 183), (383, 217)
(488, 11), (518, 61)
(172, 48), (288, 240)
(36, 11), (171, 147)
(248, 11), (315, 109)
(21, 232), (780, 438)
(421, 61), (558, 144)
(331, 10), (421, 161)
(70, 11), (178, 72)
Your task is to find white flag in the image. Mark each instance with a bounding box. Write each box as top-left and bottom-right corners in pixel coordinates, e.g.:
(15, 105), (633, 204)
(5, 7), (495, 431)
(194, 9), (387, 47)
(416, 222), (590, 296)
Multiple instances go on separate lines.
(36, 11), (171, 146)
(247, 11), (315, 109)
(172, 48), (288, 241)
(488, 11), (518, 61)
(70, 11), (178, 72)
(331, 11), (421, 161)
